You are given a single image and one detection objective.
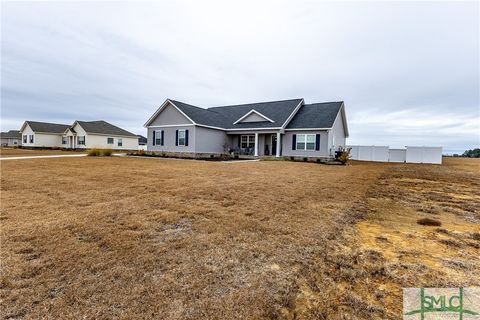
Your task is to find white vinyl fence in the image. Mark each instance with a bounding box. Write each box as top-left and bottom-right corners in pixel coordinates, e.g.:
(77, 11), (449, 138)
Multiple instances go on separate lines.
(347, 146), (442, 164)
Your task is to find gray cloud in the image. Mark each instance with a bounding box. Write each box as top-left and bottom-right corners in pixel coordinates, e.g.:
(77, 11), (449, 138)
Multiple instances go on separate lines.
(1, 1), (479, 153)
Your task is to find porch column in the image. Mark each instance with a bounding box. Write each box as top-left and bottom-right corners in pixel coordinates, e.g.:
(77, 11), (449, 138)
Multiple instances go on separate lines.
(254, 133), (259, 157)
(276, 132), (281, 157)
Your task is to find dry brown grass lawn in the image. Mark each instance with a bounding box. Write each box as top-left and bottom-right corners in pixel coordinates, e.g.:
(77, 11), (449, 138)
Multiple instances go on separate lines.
(0, 156), (478, 319)
(0, 148), (82, 158)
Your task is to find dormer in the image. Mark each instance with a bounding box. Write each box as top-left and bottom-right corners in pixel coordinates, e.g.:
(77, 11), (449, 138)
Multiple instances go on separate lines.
(233, 109), (275, 125)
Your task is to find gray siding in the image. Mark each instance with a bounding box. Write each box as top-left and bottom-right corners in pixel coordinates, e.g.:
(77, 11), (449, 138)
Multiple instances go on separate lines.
(150, 103), (193, 126)
(194, 126), (229, 153)
(240, 112), (269, 122)
(329, 111), (346, 153)
(282, 130), (329, 157)
(147, 126), (195, 153)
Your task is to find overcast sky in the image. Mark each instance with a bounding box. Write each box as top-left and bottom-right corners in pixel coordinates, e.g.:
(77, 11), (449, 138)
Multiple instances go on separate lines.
(1, 1), (479, 153)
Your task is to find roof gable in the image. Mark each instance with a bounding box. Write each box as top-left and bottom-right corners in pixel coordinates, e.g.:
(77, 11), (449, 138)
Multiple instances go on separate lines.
(233, 109), (275, 124)
(144, 100), (195, 127)
(21, 121), (70, 134)
(207, 99), (303, 129)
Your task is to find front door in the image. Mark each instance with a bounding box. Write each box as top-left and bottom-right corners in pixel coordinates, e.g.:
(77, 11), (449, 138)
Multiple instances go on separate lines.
(271, 134), (277, 155)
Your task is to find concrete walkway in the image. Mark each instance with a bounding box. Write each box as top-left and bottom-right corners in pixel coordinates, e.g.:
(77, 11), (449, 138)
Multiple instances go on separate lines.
(0, 154), (88, 161)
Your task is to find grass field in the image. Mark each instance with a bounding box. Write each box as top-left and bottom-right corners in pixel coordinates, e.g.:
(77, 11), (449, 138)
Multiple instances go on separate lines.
(1, 156), (478, 319)
(0, 148), (82, 158)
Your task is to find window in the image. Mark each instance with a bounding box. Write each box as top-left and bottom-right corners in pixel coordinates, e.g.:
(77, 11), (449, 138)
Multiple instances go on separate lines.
(29, 135), (34, 143)
(118, 138), (123, 147)
(178, 130), (186, 146)
(241, 135), (255, 149)
(23, 135), (27, 143)
(62, 136), (68, 145)
(296, 134), (316, 151)
(78, 136), (85, 145)
(107, 137), (114, 144)
(155, 132), (162, 145)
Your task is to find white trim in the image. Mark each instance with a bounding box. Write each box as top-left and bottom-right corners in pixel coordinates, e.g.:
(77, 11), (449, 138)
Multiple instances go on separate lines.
(144, 99), (195, 127)
(276, 132), (281, 157)
(28, 131), (67, 136)
(195, 124), (227, 131)
(63, 127), (76, 135)
(281, 99), (304, 128)
(233, 109), (275, 125)
(226, 127), (283, 131)
(149, 123), (225, 131)
(240, 134), (256, 149)
(177, 129), (186, 146)
(148, 124), (194, 128)
(295, 134), (317, 151)
(285, 128), (331, 131)
(83, 132), (137, 138)
(340, 102), (349, 138)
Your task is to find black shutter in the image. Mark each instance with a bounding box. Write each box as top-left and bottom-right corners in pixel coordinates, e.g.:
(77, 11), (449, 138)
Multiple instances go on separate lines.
(238, 136), (241, 147)
(315, 134), (320, 151)
(292, 134), (296, 150)
(175, 130), (178, 146)
(152, 130), (156, 146)
(185, 130), (189, 146)
(161, 130), (164, 146)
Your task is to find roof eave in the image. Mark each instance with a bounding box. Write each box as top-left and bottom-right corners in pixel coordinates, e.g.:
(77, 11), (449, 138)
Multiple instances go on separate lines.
(341, 102), (349, 138)
(144, 99), (196, 127)
(281, 98), (305, 129)
(232, 109), (275, 125)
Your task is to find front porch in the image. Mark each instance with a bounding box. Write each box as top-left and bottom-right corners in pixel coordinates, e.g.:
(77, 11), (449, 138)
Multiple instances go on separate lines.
(63, 128), (77, 149)
(228, 132), (282, 157)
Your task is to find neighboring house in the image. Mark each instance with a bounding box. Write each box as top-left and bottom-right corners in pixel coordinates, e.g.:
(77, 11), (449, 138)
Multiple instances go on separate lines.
(20, 120), (138, 149)
(137, 135), (147, 146)
(144, 98), (348, 158)
(0, 130), (22, 147)
(20, 121), (70, 148)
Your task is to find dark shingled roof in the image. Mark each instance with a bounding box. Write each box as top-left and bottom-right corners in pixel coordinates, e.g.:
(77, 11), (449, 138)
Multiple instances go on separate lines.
(170, 99), (303, 129)
(75, 121), (136, 137)
(0, 130), (21, 139)
(286, 102), (344, 129)
(25, 121), (70, 133)
(137, 135), (147, 144)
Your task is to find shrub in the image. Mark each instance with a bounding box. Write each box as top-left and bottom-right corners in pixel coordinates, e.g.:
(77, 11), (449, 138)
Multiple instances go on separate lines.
(417, 218), (442, 226)
(88, 148), (101, 156)
(338, 148), (351, 165)
(102, 149), (113, 156)
(303, 157), (308, 162)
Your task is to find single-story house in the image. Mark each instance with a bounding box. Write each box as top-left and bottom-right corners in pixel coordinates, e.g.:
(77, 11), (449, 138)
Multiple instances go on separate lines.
(20, 120), (138, 149)
(144, 98), (348, 158)
(20, 121), (70, 148)
(0, 130), (22, 147)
